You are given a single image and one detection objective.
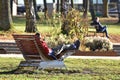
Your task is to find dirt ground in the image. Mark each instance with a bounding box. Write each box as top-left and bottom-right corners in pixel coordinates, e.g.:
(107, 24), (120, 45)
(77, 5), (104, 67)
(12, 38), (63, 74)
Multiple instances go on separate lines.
(0, 34), (120, 43)
(109, 34), (120, 43)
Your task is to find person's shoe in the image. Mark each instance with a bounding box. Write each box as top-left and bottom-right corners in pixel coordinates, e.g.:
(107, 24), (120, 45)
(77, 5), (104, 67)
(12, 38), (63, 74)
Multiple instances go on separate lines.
(74, 40), (80, 50)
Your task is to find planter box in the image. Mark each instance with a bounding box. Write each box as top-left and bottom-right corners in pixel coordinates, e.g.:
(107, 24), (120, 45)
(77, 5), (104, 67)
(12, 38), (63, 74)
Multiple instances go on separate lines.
(72, 50), (118, 56)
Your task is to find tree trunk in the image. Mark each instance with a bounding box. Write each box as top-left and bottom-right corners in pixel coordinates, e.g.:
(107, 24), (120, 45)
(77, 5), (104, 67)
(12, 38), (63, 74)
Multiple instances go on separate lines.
(61, 0), (64, 15)
(10, 0), (13, 15)
(117, 0), (120, 23)
(61, 0), (69, 18)
(0, 0), (13, 30)
(24, 0), (37, 32)
(33, 0), (40, 20)
(53, 0), (55, 3)
(71, 0), (74, 8)
(56, 0), (59, 12)
(43, 0), (47, 19)
(89, 0), (96, 20)
(83, 0), (89, 18)
(102, 0), (109, 17)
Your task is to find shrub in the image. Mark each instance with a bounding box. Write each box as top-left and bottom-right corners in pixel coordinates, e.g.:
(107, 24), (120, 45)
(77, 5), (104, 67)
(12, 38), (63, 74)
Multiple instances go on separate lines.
(45, 34), (72, 48)
(61, 9), (88, 40)
(82, 36), (113, 51)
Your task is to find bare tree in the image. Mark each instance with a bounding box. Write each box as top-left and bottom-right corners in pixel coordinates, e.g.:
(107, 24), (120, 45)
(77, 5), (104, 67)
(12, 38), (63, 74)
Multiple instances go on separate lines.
(0, 0), (13, 30)
(53, 0), (56, 13)
(61, 0), (64, 15)
(61, 0), (69, 18)
(117, 0), (120, 23)
(89, 0), (96, 20)
(83, 0), (89, 18)
(43, 0), (47, 19)
(56, 0), (60, 12)
(10, 0), (13, 15)
(53, 0), (55, 3)
(24, 0), (37, 32)
(71, 0), (74, 8)
(102, 0), (109, 17)
(33, 0), (40, 20)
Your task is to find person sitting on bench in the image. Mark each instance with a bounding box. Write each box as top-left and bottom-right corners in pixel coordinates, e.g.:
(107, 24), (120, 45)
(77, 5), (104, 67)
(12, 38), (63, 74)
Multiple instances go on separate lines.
(35, 33), (80, 60)
(90, 17), (110, 38)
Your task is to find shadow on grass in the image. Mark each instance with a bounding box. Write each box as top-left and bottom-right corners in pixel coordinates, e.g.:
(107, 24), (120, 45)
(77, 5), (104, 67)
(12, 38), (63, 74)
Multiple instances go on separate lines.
(0, 67), (84, 74)
(0, 67), (98, 75)
(0, 68), (36, 74)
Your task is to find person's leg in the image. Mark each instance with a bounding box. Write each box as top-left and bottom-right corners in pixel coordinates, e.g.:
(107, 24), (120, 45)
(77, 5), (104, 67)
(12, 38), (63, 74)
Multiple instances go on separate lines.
(52, 40), (80, 56)
(73, 40), (80, 49)
(62, 39), (80, 51)
(102, 26), (109, 38)
(104, 29), (109, 38)
(48, 50), (57, 60)
(52, 44), (63, 53)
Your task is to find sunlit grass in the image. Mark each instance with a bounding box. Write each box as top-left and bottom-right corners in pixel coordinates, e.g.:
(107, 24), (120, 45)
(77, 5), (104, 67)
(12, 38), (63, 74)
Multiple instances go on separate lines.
(0, 15), (120, 35)
(13, 16), (120, 34)
(0, 57), (120, 80)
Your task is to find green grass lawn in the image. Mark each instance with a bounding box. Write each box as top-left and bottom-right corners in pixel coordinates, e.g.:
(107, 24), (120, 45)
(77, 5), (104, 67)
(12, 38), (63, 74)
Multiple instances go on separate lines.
(13, 17), (120, 34)
(0, 57), (120, 80)
(108, 24), (120, 34)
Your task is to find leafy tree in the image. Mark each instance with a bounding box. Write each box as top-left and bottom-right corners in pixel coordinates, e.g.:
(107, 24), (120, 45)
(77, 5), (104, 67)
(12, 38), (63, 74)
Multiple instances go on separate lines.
(61, 9), (88, 40)
(102, 0), (109, 17)
(24, 0), (37, 32)
(0, 0), (13, 31)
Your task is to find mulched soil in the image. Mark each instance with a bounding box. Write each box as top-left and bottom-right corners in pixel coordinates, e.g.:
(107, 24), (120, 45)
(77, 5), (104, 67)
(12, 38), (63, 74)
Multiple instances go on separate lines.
(109, 34), (120, 43)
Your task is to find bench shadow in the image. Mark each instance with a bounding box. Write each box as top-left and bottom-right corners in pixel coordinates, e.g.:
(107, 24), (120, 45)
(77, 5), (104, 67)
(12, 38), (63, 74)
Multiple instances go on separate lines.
(0, 68), (36, 74)
(0, 67), (82, 74)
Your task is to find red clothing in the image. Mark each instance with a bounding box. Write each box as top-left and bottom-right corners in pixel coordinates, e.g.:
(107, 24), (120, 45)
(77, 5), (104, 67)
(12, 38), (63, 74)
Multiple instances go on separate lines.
(40, 40), (52, 55)
(35, 36), (52, 55)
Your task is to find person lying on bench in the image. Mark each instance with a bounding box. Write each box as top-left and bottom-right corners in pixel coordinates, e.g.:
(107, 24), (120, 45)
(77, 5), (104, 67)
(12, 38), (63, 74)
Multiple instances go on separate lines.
(90, 17), (110, 38)
(35, 33), (80, 60)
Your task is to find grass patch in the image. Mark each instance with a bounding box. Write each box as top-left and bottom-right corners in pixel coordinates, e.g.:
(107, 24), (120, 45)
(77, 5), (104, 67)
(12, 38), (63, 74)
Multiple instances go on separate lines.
(108, 24), (120, 34)
(0, 57), (120, 80)
(14, 16), (120, 34)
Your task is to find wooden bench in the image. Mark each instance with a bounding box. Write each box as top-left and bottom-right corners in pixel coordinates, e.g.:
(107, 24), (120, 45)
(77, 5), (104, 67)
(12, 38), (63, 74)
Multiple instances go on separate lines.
(87, 26), (105, 37)
(12, 34), (75, 69)
(0, 41), (21, 54)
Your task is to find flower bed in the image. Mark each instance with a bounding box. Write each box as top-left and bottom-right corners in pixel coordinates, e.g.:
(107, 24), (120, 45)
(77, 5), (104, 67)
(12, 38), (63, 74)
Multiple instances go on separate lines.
(81, 36), (113, 51)
(73, 36), (117, 56)
(72, 50), (117, 56)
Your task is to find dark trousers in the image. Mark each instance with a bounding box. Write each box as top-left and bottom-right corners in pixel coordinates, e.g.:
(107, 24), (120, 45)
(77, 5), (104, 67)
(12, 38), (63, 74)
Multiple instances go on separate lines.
(96, 26), (109, 38)
(49, 40), (80, 60)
